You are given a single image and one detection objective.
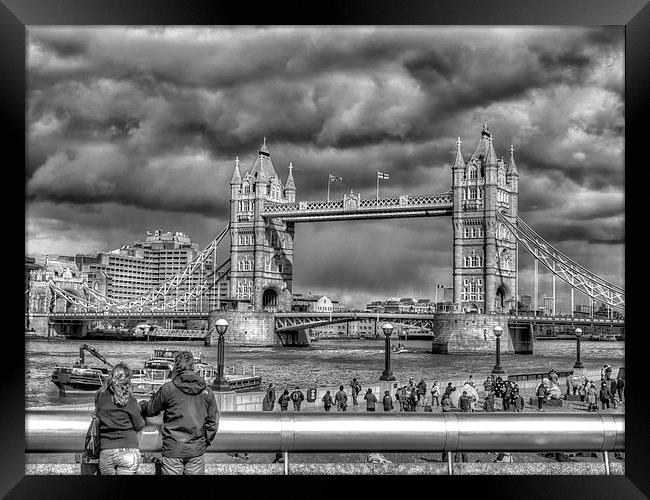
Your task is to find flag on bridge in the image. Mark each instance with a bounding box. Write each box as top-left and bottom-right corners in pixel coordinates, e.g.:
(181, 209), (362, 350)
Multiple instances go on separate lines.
(329, 174), (343, 182)
(377, 171), (390, 180)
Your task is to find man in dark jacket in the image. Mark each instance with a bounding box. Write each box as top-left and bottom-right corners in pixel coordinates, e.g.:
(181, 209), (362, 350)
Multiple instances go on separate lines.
(278, 389), (290, 411)
(616, 377), (625, 403)
(290, 386), (305, 411)
(364, 388), (377, 411)
(350, 378), (361, 406)
(417, 379), (427, 404)
(141, 351), (218, 475)
(483, 391), (496, 412)
(458, 391), (472, 412)
(382, 390), (393, 412)
(262, 383), (276, 411)
(335, 386), (348, 411)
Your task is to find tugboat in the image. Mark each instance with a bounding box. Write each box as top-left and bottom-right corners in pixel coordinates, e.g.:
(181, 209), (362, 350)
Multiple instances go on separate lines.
(51, 344), (112, 395)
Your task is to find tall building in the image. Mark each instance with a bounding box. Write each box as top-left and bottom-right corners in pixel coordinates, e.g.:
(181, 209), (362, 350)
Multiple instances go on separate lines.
(543, 296), (555, 315)
(75, 230), (225, 309)
(451, 121), (519, 314)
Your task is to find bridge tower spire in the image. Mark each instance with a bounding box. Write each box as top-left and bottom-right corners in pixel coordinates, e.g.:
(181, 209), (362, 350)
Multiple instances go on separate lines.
(228, 138), (295, 313)
(451, 124), (519, 314)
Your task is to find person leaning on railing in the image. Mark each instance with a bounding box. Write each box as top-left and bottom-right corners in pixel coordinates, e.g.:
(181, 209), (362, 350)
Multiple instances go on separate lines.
(139, 351), (218, 475)
(96, 363), (144, 475)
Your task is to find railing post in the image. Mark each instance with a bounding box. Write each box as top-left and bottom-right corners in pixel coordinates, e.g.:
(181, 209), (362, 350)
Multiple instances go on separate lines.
(284, 451), (289, 475)
(447, 452), (453, 475)
(603, 451), (610, 475)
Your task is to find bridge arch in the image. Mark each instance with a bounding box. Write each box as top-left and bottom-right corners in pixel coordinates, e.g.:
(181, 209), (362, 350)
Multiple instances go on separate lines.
(495, 283), (510, 311)
(262, 286), (281, 310)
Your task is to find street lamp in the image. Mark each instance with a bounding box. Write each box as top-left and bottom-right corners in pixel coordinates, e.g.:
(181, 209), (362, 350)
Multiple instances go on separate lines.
(573, 328), (584, 369)
(379, 323), (396, 381)
(213, 318), (230, 391)
(491, 325), (505, 375)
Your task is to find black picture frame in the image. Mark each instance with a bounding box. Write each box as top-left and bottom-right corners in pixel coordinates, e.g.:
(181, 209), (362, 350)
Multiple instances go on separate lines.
(5, 0), (648, 497)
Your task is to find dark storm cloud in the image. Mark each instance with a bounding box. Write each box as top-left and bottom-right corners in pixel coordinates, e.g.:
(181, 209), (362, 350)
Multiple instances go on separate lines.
(26, 27), (624, 305)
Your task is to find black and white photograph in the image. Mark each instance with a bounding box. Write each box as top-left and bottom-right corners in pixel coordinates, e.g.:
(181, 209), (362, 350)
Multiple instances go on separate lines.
(20, 20), (634, 482)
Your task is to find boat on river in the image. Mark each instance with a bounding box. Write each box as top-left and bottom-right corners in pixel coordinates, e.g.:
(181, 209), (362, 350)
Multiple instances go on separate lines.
(51, 344), (111, 395)
(130, 349), (262, 396)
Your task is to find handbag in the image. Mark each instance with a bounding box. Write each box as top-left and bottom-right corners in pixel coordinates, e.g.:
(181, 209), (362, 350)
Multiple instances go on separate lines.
(84, 394), (101, 459)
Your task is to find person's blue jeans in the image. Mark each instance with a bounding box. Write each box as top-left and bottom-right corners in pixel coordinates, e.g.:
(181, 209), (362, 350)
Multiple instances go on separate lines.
(160, 455), (205, 475)
(99, 448), (141, 475)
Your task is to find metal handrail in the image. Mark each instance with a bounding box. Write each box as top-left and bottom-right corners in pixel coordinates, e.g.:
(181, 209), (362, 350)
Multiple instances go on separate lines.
(26, 411), (623, 453)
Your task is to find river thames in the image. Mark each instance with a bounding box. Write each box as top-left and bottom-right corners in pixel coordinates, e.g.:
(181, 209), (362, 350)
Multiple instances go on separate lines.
(25, 337), (624, 408)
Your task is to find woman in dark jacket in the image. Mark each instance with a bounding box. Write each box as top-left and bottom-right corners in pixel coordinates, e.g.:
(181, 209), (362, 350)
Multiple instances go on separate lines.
(96, 362), (145, 475)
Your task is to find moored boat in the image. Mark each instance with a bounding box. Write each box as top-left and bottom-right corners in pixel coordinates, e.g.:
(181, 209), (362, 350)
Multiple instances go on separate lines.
(51, 344), (112, 395)
(130, 349), (262, 396)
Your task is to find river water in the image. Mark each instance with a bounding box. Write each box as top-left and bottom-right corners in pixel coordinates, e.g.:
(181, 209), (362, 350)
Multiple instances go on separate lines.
(25, 337), (624, 408)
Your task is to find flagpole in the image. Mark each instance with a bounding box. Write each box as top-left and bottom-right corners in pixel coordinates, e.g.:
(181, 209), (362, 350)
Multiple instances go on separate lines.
(327, 176), (331, 202)
(376, 174), (379, 200)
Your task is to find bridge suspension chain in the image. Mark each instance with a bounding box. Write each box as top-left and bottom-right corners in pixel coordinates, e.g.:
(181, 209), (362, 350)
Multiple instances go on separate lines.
(48, 224), (231, 314)
(495, 212), (624, 310)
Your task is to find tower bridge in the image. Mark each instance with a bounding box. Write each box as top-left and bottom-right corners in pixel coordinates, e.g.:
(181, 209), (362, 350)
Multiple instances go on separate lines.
(38, 123), (624, 352)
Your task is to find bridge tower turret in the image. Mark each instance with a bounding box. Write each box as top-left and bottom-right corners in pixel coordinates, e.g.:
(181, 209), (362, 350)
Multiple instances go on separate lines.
(451, 120), (518, 314)
(229, 139), (295, 312)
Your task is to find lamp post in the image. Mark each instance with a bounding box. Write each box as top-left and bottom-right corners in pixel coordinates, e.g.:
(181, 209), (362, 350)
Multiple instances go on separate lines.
(213, 318), (230, 391)
(491, 326), (505, 375)
(379, 323), (396, 381)
(573, 328), (584, 369)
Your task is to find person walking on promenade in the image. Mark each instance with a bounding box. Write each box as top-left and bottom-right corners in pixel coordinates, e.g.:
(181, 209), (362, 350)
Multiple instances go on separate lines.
(408, 386), (418, 412)
(335, 385), (348, 412)
(383, 390), (393, 412)
(444, 382), (455, 398)
(96, 362), (144, 475)
(441, 393), (452, 412)
(322, 390), (334, 412)
(616, 376), (625, 403)
(483, 390), (496, 412)
(262, 383), (276, 411)
(458, 391), (472, 413)
(566, 377), (572, 396)
(513, 390), (525, 412)
(416, 378), (427, 405)
(278, 389), (290, 412)
(140, 351), (218, 475)
(586, 383), (597, 412)
(536, 382), (548, 411)
(364, 388), (377, 412)
(350, 378), (362, 406)
(599, 381), (612, 410)
(290, 386), (305, 412)
(579, 379), (588, 402)
(396, 386), (406, 412)
(609, 378), (618, 409)
(503, 381), (513, 411)
(431, 381), (441, 407)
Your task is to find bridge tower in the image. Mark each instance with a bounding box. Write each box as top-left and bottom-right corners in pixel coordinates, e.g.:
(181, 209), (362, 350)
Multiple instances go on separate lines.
(229, 139), (295, 312)
(451, 121), (519, 314)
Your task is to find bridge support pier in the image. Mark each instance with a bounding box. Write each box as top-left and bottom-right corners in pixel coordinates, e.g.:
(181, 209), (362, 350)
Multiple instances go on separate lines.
(207, 311), (282, 347)
(431, 313), (531, 355)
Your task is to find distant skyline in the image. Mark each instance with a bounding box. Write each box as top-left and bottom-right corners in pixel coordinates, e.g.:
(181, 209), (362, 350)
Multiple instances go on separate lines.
(26, 27), (624, 310)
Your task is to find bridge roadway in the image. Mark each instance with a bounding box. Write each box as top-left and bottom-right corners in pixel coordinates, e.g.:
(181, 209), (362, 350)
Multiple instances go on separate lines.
(41, 310), (624, 328)
(274, 312), (624, 332)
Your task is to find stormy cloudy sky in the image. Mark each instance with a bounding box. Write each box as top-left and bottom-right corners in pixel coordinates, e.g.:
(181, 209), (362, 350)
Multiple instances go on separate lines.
(26, 27), (624, 310)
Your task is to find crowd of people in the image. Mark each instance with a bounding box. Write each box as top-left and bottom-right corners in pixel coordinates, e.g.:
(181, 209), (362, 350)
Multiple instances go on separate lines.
(90, 353), (623, 474)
